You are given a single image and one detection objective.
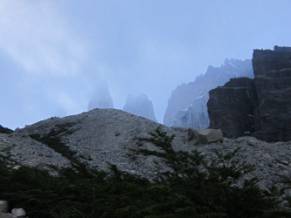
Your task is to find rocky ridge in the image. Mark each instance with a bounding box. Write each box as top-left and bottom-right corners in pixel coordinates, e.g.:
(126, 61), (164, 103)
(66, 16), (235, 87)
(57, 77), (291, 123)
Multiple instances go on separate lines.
(0, 109), (290, 197)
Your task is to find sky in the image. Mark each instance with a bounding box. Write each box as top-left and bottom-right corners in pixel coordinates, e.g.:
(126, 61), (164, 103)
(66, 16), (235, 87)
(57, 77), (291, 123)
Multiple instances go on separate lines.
(1, 0), (291, 129)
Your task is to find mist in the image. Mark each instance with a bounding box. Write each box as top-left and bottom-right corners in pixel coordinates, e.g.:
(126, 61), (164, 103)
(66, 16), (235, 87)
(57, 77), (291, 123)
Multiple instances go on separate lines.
(1, 0), (291, 129)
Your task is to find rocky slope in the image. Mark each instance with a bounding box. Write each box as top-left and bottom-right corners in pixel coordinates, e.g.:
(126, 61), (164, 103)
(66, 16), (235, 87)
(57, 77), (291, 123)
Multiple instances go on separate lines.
(208, 46), (291, 142)
(0, 125), (13, 134)
(164, 59), (253, 129)
(0, 133), (71, 170)
(14, 109), (200, 177)
(0, 109), (289, 196)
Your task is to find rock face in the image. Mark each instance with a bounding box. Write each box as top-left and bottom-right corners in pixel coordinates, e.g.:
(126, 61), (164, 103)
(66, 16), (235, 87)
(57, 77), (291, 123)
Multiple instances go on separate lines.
(88, 84), (114, 110)
(252, 46), (291, 141)
(123, 94), (157, 121)
(208, 46), (291, 142)
(164, 59), (253, 129)
(197, 129), (223, 144)
(208, 78), (257, 138)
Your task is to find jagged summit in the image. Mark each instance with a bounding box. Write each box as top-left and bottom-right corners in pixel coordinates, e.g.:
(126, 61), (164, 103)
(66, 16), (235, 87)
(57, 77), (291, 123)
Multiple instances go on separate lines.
(164, 59), (253, 129)
(123, 94), (157, 121)
(88, 83), (114, 110)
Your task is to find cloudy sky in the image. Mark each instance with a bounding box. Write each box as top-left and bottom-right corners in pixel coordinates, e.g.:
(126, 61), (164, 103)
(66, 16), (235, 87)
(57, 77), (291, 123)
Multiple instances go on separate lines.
(1, 0), (291, 128)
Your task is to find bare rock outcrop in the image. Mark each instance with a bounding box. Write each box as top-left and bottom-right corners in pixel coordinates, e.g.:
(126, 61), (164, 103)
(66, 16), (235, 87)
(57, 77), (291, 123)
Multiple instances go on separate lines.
(252, 46), (291, 141)
(208, 78), (257, 138)
(0, 133), (71, 170)
(8, 109), (291, 196)
(0, 108), (290, 195)
(15, 109), (198, 177)
(208, 46), (291, 142)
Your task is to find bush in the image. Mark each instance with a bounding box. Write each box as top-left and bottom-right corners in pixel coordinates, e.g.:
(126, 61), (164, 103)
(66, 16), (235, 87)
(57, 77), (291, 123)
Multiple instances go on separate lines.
(0, 127), (289, 218)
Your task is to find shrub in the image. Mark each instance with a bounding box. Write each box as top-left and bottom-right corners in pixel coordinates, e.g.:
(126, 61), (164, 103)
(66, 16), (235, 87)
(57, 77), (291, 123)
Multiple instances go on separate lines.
(0, 127), (289, 218)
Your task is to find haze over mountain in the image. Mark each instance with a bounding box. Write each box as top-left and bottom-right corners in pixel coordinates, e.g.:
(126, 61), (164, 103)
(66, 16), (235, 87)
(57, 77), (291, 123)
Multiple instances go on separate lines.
(1, 0), (291, 128)
(164, 59), (253, 129)
(2, 1), (291, 217)
(88, 83), (114, 110)
(123, 94), (156, 121)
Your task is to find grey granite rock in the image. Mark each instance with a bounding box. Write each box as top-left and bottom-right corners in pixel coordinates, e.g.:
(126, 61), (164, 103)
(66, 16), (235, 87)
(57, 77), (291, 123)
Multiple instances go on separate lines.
(10, 108), (291, 196)
(252, 46), (291, 141)
(208, 78), (257, 138)
(208, 46), (291, 142)
(0, 133), (71, 170)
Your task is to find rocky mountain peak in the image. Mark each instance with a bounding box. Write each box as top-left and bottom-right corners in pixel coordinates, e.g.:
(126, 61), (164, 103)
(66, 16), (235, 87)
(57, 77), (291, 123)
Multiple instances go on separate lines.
(164, 59), (253, 129)
(208, 46), (291, 142)
(123, 94), (157, 121)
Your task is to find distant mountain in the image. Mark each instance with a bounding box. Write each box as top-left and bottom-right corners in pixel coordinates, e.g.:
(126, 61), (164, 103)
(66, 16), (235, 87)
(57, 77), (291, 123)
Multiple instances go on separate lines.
(88, 84), (114, 110)
(123, 94), (157, 121)
(164, 59), (253, 129)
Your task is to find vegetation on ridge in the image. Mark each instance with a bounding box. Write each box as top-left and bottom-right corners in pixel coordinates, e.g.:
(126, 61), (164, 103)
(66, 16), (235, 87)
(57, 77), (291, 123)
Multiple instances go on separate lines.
(0, 128), (290, 218)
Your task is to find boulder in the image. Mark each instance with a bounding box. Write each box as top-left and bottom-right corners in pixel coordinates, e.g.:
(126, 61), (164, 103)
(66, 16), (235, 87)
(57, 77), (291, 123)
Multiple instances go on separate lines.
(197, 129), (223, 144)
(11, 208), (26, 218)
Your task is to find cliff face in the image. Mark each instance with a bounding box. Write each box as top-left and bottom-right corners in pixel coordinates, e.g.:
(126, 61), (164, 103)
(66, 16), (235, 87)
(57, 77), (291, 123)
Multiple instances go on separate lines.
(252, 46), (291, 141)
(208, 78), (257, 138)
(164, 59), (253, 129)
(208, 46), (291, 142)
